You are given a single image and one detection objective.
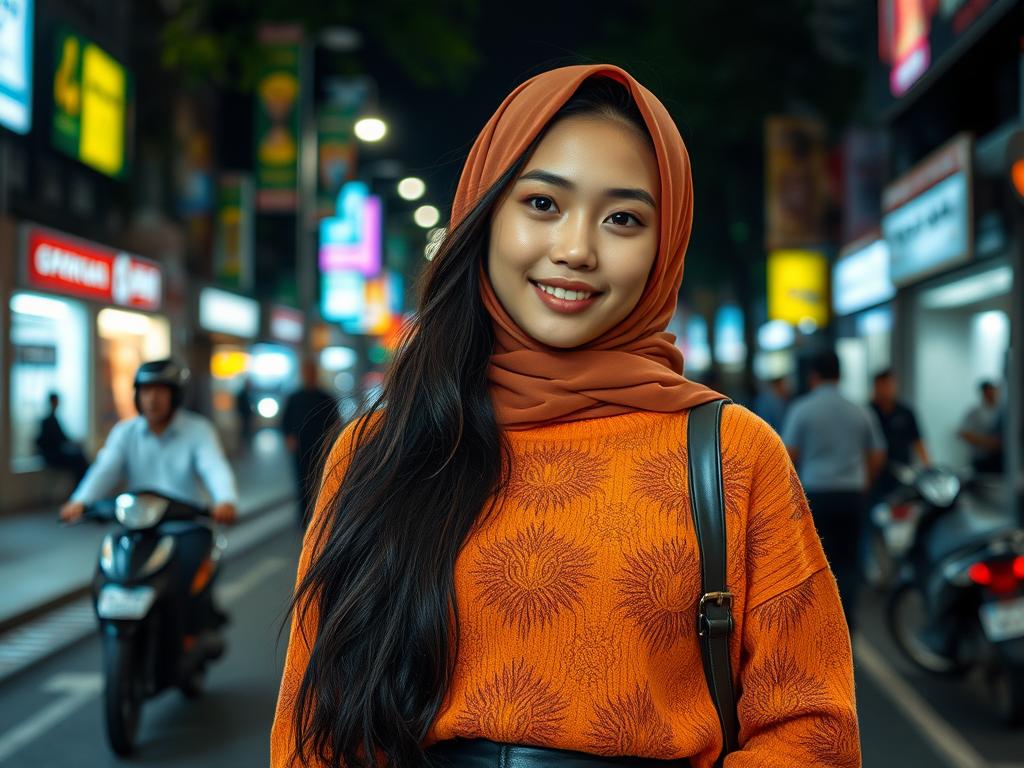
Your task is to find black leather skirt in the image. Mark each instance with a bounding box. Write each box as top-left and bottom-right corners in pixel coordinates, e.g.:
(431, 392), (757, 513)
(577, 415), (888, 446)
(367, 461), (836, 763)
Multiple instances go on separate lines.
(424, 739), (691, 767)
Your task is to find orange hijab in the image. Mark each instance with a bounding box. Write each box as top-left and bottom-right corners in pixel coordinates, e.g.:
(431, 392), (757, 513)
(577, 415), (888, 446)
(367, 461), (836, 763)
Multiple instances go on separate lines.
(451, 64), (721, 429)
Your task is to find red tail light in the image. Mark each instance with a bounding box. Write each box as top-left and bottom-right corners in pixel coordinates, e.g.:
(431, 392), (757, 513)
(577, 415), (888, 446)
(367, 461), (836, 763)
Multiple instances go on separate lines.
(969, 559), (1023, 595)
(891, 504), (912, 521)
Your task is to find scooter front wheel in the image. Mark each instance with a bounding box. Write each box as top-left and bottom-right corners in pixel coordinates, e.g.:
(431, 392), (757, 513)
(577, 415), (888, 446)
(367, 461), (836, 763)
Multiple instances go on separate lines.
(103, 633), (143, 756)
(886, 581), (965, 676)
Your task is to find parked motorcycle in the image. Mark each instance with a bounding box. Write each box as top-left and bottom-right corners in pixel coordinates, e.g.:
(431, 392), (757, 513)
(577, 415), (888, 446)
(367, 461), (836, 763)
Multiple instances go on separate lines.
(79, 491), (228, 755)
(885, 465), (1024, 725)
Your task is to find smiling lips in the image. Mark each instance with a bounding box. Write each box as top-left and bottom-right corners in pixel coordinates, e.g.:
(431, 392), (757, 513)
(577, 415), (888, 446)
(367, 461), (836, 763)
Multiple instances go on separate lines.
(531, 278), (602, 314)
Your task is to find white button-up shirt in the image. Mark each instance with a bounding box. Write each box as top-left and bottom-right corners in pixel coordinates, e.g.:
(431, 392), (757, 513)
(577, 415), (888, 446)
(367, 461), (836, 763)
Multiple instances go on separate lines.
(72, 410), (238, 506)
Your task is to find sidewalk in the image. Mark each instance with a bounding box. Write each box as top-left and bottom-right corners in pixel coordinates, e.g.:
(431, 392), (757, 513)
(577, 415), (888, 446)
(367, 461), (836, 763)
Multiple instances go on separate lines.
(0, 429), (296, 631)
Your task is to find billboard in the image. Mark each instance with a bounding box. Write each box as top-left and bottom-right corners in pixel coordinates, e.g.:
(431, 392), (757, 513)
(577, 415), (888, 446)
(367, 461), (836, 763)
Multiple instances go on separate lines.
(52, 27), (131, 178)
(0, 0), (33, 133)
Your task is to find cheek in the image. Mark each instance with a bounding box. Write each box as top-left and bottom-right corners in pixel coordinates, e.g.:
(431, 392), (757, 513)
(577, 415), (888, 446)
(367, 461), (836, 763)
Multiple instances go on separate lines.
(490, 214), (547, 276)
(608, 235), (659, 299)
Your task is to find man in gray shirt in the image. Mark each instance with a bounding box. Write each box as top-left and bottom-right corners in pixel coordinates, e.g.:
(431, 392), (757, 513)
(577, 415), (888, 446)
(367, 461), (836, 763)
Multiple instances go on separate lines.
(782, 351), (886, 634)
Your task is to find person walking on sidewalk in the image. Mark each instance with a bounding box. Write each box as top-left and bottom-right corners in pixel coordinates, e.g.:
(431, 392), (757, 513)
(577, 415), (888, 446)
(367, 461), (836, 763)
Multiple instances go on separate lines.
(272, 67), (859, 768)
(869, 368), (929, 500)
(782, 351), (886, 635)
(282, 359), (341, 529)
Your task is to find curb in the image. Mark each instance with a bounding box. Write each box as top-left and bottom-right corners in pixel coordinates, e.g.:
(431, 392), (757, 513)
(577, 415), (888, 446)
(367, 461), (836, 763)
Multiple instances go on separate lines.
(0, 494), (294, 636)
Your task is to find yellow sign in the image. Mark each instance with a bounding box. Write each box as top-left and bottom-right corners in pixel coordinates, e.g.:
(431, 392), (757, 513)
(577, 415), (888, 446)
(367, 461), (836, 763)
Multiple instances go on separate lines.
(768, 250), (828, 327)
(52, 27), (129, 178)
(80, 44), (126, 176)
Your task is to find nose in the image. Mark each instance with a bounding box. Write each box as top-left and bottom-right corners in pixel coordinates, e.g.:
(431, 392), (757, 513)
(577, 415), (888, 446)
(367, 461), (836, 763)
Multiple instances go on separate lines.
(549, 212), (597, 270)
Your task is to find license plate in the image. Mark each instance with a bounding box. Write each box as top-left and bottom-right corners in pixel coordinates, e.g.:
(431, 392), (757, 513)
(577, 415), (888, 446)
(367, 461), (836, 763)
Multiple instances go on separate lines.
(980, 597), (1024, 642)
(97, 585), (156, 620)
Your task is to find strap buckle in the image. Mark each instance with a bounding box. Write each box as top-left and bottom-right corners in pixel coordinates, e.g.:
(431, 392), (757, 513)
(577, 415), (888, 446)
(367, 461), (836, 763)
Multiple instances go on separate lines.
(698, 591), (734, 638)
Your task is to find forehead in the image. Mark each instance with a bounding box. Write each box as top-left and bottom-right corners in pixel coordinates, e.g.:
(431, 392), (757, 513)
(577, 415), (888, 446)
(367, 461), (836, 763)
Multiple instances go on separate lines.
(524, 116), (659, 193)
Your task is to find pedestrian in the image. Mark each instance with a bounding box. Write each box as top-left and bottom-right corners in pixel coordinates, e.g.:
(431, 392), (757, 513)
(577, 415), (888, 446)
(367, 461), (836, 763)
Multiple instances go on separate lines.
(281, 359), (341, 529)
(957, 380), (1003, 474)
(272, 66), (859, 768)
(753, 376), (791, 434)
(782, 350), (886, 635)
(235, 377), (254, 451)
(36, 391), (89, 485)
(869, 368), (929, 500)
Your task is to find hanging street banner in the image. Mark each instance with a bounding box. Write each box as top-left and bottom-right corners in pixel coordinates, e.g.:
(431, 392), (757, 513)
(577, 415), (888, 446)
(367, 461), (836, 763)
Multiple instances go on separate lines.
(214, 173), (255, 290)
(254, 25), (302, 212)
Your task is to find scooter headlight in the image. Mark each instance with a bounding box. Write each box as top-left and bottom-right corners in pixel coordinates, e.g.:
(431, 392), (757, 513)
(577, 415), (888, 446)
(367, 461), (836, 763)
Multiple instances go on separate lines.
(916, 470), (960, 508)
(115, 493), (169, 529)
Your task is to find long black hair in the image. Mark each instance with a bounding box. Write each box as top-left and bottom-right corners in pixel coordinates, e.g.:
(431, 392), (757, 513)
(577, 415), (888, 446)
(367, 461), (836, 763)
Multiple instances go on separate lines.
(288, 75), (651, 768)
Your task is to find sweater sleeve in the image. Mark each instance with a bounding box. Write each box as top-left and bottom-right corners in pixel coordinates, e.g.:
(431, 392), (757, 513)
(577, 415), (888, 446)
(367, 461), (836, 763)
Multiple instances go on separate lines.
(270, 417), (371, 768)
(726, 421), (861, 767)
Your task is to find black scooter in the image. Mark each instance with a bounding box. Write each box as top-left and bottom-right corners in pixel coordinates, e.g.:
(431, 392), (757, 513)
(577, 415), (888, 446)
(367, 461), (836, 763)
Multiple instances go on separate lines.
(885, 466), (1024, 725)
(79, 492), (228, 755)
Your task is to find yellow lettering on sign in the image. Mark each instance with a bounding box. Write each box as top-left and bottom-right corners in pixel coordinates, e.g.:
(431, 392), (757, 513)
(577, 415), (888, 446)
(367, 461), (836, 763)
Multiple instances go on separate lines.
(79, 43), (126, 176)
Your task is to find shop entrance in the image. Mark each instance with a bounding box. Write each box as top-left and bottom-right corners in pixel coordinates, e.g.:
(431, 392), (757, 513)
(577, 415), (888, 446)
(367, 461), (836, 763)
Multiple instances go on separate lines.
(911, 264), (1011, 471)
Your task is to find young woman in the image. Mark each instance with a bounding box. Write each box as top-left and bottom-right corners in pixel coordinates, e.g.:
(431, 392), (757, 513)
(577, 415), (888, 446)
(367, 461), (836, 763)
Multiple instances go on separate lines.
(271, 64), (860, 768)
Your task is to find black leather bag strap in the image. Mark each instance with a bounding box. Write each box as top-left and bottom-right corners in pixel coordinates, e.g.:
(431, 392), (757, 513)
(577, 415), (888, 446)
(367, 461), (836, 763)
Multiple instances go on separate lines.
(686, 399), (738, 766)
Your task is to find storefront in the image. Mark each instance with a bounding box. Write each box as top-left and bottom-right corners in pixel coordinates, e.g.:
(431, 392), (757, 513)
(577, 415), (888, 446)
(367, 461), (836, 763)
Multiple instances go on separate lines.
(832, 233), (896, 404)
(198, 286), (261, 450)
(3, 224), (168, 510)
(885, 134), (1014, 475)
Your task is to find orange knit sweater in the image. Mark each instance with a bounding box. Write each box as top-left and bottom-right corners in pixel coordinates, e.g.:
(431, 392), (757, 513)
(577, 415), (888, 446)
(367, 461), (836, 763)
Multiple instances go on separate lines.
(271, 406), (860, 768)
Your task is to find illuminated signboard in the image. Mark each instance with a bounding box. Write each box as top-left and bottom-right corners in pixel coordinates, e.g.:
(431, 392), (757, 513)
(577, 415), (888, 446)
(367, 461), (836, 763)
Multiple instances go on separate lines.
(52, 27), (132, 178)
(833, 236), (895, 316)
(878, 0), (1015, 99)
(23, 225), (162, 310)
(199, 287), (260, 339)
(882, 135), (972, 285)
(0, 0), (33, 133)
(319, 181), (382, 277)
(768, 249), (828, 327)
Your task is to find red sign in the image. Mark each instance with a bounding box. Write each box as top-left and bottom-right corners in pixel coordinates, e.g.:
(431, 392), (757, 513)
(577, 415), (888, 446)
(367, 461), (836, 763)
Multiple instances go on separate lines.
(25, 228), (163, 310)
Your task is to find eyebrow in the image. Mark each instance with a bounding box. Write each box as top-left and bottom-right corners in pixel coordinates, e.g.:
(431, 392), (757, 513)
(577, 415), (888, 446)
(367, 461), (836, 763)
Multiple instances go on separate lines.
(517, 169), (657, 209)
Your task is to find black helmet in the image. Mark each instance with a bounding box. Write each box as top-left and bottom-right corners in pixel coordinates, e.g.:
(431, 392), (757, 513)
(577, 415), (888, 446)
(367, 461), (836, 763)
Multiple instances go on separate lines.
(134, 358), (190, 412)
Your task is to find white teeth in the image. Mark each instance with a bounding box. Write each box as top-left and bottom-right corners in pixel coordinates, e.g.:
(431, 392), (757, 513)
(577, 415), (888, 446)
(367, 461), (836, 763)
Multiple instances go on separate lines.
(538, 283), (592, 301)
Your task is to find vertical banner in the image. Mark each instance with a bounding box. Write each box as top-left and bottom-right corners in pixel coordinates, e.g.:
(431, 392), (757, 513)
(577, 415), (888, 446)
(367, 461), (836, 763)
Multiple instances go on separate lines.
(317, 105), (357, 219)
(0, 0), (33, 134)
(214, 173), (255, 290)
(764, 116), (828, 251)
(768, 249), (829, 327)
(254, 25), (302, 212)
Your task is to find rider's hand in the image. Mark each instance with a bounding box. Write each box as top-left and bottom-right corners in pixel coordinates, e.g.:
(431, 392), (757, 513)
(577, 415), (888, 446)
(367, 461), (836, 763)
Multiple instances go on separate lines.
(59, 501), (86, 523)
(211, 502), (238, 525)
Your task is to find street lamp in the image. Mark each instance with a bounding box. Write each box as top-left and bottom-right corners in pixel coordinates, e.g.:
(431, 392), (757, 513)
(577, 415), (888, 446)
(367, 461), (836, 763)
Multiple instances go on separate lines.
(414, 205), (440, 228)
(397, 177), (426, 201)
(355, 117), (387, 142)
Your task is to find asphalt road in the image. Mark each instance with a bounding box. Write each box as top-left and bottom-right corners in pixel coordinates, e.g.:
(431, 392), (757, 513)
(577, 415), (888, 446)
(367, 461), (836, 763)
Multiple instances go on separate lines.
(0, 530), (1021, 767)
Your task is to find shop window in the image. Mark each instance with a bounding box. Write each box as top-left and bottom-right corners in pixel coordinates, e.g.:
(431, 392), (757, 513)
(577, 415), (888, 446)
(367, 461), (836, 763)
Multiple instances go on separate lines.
(96, 309), (171, 439)
(9, 293), (90, 472)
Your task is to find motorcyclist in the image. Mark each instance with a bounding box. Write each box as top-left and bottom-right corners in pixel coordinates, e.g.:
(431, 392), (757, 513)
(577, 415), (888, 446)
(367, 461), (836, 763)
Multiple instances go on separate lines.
(60, 358), (238, 629)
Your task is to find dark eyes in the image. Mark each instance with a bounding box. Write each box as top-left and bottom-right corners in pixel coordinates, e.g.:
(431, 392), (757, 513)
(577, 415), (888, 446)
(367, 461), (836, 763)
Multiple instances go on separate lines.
(523, 196), (643, 227)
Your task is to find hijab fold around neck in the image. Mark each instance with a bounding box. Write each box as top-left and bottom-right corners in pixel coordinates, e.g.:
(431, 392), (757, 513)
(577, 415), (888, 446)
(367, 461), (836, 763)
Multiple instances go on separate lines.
(451, 64), (722, 430)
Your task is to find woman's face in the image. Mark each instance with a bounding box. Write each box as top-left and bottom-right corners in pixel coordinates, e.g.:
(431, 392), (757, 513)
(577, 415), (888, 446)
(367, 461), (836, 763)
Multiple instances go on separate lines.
(487, 114), (660, 349)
